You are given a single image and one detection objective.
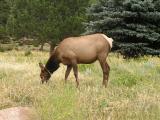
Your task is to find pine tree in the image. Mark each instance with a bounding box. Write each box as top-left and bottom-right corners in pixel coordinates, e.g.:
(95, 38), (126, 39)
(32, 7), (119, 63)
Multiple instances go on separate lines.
(0, 0), (10, 42)
(85, 0), (160, 58)
(6, 0), (90, 51)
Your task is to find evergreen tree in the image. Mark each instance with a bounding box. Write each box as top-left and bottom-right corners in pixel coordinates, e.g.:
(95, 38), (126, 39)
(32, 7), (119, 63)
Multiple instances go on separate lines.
(6, 0), (89, 51)
(0, 0), (10, 42)
(85, 0), (160, 58)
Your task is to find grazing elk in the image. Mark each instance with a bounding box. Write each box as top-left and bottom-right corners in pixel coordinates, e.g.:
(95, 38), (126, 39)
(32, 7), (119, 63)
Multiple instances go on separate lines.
(39, 33), (113, 87)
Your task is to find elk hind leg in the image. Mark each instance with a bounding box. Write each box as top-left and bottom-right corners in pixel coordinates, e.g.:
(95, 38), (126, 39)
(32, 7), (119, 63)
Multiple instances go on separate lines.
(73, 64), (79, 88)
(98, 55), (108, 87)
(105, 62), (110, 84)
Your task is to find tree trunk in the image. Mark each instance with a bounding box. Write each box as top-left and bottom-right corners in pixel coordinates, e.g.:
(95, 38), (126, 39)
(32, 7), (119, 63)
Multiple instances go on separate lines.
(39, 43), (44, 51)
(49, 42), (55, 56)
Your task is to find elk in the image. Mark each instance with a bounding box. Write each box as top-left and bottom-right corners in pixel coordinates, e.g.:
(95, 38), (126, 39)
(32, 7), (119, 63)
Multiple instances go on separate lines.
(39, 33), (113, 87)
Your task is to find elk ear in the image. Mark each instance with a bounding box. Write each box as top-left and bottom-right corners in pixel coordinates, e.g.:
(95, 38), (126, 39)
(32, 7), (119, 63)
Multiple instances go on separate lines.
(39, 62), (44, 69)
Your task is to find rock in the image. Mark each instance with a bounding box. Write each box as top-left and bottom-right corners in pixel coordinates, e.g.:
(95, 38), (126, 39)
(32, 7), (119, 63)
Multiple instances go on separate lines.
(0, 107), (40, 120)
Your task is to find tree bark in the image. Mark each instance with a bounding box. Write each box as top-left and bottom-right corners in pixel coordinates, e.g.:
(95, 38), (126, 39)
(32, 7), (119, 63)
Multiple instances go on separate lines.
(49, 42), (55, 56)
(39, 43), (44, 51)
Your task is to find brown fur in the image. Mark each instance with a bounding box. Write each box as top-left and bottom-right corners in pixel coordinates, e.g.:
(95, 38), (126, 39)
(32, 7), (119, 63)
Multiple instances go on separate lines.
(39, 33), (113, 87)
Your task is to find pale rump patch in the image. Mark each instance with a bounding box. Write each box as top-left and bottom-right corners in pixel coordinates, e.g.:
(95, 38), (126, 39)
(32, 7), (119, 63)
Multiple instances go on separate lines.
(101, 34), (113, 48)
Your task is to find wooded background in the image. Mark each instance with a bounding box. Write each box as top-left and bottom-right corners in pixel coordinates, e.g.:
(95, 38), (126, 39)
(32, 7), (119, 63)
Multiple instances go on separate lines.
(0, 0), (160, 57)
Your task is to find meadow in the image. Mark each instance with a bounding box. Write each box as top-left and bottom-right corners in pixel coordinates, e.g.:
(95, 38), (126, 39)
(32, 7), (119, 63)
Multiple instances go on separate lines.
(0, 50), (160, 120)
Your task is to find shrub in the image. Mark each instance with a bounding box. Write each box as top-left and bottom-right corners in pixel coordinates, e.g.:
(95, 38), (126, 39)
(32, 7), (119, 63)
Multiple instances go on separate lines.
(0, 44), (13, 52)
(24, 50), (32, 56)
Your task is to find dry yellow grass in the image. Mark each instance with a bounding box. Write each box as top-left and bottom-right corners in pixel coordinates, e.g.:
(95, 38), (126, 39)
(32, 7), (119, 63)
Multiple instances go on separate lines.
(0, 50), (160, 120)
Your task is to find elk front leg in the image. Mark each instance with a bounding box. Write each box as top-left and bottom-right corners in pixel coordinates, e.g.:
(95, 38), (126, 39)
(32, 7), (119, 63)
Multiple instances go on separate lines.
(65, 65), (72, 83)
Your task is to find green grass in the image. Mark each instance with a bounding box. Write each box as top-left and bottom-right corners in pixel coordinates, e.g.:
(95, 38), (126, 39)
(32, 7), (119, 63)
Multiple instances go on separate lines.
(0, 50), (160, 120)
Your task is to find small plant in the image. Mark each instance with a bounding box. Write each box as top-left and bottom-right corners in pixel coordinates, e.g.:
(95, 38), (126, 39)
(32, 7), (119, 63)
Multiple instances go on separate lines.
(118, 44), (145, 59)
(99, 99), (108, 109)
(112, 72), (139, 87)
(24, 50), (32, 56)
(79, 64), (95, 73)
(0, 47), (5, 52)
(0, 44), (13, 52)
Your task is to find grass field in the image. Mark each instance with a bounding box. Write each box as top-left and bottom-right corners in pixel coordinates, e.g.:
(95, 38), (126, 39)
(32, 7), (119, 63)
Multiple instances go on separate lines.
(0, 50), (160, 120)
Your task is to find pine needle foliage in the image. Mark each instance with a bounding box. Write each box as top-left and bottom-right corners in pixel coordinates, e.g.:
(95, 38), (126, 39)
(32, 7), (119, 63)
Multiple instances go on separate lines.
(85, 0), (160, 58)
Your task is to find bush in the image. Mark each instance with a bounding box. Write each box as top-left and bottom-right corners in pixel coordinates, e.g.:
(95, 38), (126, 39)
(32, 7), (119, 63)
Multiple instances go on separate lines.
(24, 50), (32, 56)
(0, 44), (13, 52)
(118, 44), (145, 58)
